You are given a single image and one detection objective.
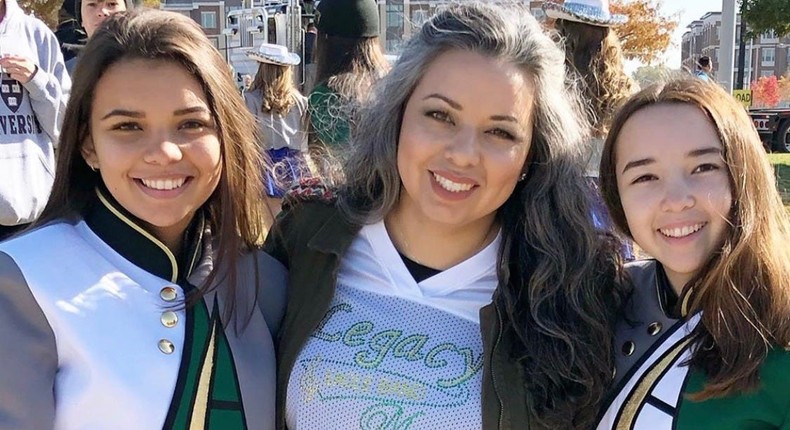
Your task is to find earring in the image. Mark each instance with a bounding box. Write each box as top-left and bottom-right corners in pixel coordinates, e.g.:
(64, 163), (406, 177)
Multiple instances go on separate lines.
(518, 172), (527, 182)
(89, 164), (98, 172)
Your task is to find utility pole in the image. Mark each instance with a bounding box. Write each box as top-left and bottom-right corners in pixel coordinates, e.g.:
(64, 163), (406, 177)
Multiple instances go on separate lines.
(720, 0), (737, 92)
(735, 2), (747, 89)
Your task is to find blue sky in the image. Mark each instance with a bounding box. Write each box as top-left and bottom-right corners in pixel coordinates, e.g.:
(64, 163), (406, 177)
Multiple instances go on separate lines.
(626, 0), (727, 72)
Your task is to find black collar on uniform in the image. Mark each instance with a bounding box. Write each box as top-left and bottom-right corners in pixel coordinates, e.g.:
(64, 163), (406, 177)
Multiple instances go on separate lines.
(84, 188), (204, 284)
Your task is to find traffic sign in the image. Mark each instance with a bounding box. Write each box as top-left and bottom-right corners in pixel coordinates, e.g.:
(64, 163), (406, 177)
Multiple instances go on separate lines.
(733, 89), (752, 108)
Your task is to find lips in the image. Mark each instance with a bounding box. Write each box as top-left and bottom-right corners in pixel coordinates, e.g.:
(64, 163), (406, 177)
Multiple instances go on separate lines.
(659, 222), (706, 238)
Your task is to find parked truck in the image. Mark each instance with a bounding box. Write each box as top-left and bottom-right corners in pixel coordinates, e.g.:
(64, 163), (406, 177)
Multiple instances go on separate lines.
(749, 108), (790, 152)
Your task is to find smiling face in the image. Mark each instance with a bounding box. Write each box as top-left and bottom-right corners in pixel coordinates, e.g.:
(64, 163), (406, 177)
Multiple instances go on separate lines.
(395, 49), (534, 234)
(82, 58), (222, 250)
(615, 103), (733, 291)
(81, 0), (126, 38)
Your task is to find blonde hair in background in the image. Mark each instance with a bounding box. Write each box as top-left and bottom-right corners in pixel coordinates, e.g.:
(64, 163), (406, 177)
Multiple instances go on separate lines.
(250, 61), (298, 114)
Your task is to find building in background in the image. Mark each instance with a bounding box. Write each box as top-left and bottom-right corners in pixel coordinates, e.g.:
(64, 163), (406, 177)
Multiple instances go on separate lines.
(160, 0), (546, 61)
(681, 11), (789, 88)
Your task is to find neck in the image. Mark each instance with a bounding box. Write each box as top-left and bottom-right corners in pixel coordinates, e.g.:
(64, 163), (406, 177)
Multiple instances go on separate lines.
(384, 205), (498, 271)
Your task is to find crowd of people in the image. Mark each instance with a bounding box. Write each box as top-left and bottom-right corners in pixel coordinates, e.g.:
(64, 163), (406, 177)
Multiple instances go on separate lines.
(0, 0), (787, 429)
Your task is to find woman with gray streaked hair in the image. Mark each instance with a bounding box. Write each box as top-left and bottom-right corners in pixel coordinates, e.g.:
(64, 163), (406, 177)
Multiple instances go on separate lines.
(265, 3), (629, 429)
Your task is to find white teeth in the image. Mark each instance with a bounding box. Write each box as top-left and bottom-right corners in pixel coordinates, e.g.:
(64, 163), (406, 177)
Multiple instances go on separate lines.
(433, 172), (474, 192)
(659, 223), (705, 238)
(140, 177), (187, 191)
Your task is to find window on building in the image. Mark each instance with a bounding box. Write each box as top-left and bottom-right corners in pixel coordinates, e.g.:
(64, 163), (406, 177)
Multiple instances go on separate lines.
(201, 11), (216, 29)
(762, 30), (777, 41)
(762, 47), (775, 65)
(385, 2), (404, 52)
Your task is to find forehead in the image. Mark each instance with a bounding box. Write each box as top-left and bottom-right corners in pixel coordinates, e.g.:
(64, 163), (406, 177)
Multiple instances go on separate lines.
(410, 49), (535, 115)
(91, 59), (209, 110)
(616, 103), (723, 165)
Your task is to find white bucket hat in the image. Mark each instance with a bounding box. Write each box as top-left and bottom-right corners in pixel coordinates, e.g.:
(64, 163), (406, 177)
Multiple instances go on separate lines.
(246, 43), (301, 66)
(542, 0), (628, 27)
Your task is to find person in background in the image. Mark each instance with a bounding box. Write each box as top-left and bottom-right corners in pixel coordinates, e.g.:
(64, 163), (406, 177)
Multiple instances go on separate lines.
(302, 22), (317, 94)
(0, 10), (285, 429)
(54, 0), (86, 63)
(694, 55), (713, 82)
(597, 78), (789, 429)
(266, 3), (627, 429)
(245, 43), (309, 215)
(65, 0), (140, 75)
(309, 0), (388, 151)
(544, 0), (635, 257)
(0, 0), (70, 241)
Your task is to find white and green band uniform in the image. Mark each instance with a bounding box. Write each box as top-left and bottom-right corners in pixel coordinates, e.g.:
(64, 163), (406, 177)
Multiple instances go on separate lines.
(597, 260), (790, 430)
(0, 189), (286, 429)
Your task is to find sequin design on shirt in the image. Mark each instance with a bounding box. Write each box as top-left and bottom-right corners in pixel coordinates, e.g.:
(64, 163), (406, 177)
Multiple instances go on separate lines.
(287, 284), (485, 429)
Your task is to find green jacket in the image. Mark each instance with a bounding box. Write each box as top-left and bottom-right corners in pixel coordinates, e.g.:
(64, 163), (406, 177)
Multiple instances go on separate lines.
(264, 200), (532, 429)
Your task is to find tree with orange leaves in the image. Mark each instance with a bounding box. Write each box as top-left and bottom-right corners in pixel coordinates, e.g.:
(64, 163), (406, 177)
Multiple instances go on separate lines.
(610, 0), (679, 64)
(752, 75), (781, 108)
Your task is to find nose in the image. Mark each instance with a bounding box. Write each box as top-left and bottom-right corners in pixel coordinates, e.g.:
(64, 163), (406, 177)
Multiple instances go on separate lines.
(98, 6), (110, 16)
(444, 127), (480, 167)
(143, 135), (183, 165)
(660, 176), (695, 213)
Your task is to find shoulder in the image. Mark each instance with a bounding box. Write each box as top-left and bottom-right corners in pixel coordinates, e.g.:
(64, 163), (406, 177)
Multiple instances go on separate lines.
(263, 179), (343, 261)
(760, 348), (790, 390)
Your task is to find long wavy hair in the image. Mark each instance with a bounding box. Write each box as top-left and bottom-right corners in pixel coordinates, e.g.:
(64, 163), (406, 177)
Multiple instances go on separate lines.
(555, 19), (634, 137)
(313, 34), (389, 102)
(36, 9), (271, 324)
(249, 61), (298, 114)
(338, 3), (628, 428)
(600, 78), (790, 400)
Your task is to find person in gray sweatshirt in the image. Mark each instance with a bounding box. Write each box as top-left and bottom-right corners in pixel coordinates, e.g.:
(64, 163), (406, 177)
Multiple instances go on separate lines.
(0, 0), (71, 240)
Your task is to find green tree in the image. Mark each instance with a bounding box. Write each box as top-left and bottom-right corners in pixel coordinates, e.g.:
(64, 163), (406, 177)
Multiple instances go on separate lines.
(741, 0), (790, 38)
(18, 0), (60, 29)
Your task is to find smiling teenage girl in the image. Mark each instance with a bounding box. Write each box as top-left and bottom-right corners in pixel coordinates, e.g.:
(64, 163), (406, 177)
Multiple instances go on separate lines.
(0, 10), (285, 429)
(266, 3), (627, 429)
(596, 78), (790, 430)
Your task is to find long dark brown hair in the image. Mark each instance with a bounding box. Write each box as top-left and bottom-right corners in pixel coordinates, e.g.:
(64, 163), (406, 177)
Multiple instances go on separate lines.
(338, 4), (629, 428)
(36, 9), (271, 324)
(600, 78), (790, 399)
(313, 33), (389, 102)
(555, 19), (634, 137)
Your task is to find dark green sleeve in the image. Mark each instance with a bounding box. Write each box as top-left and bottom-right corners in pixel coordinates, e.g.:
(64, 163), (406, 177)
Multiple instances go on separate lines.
(0, 252), (58, 429)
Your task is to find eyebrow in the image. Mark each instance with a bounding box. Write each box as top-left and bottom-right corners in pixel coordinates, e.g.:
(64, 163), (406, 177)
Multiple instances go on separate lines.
(621, 146), (724, 174)
(100, 106), (209, 121)
(422, 94), (519, 122)
(422, 93), (462, 110)
(490, 114), (518, 123)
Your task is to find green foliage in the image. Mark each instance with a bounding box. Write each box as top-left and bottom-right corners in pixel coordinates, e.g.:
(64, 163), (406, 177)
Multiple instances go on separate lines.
(631, 64), (675, 89)
(740, 0), (790, 39)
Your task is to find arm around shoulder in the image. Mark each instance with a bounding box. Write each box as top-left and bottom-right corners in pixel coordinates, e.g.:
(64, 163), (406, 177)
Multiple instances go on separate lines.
(0, 251), (58, 429)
